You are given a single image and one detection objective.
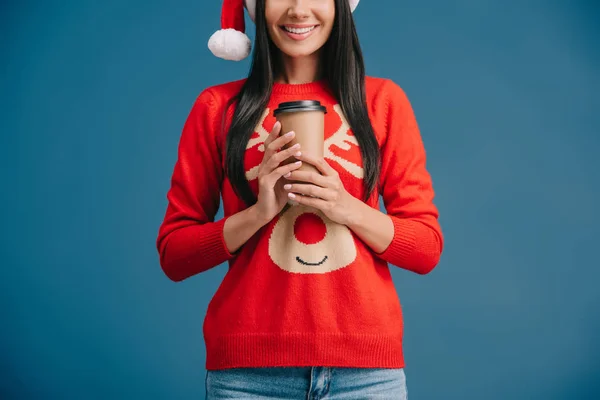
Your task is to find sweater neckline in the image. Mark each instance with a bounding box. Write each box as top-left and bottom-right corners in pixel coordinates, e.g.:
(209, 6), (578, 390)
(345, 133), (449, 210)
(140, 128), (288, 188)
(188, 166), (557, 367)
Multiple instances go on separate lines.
(271, 79), (330, 95)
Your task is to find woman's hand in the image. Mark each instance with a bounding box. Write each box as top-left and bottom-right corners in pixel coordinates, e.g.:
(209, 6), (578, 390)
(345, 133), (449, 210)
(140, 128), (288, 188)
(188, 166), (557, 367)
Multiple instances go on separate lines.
(254, 121), (304, 223)
(283, 152), (362, 226)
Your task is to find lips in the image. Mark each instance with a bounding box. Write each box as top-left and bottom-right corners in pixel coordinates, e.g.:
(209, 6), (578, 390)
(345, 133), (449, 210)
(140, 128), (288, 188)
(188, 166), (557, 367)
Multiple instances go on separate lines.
(280, 24), (320, 41)
(282, 25), (318, 34)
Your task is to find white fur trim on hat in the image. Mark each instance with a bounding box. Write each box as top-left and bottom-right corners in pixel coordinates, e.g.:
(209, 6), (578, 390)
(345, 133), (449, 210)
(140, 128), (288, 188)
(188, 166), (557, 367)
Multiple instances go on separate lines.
(208, 28), (251, 61)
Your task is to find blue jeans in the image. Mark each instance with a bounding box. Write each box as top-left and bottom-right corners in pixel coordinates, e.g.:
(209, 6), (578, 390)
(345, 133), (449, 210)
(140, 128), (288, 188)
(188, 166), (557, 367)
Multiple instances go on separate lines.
(205, 367), (407, 399)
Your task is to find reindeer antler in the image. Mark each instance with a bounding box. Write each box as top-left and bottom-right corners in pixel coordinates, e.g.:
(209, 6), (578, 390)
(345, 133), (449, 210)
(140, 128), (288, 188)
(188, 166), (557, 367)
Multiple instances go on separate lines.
(245, 108), (271, 181)
(325, 105), (364, 179)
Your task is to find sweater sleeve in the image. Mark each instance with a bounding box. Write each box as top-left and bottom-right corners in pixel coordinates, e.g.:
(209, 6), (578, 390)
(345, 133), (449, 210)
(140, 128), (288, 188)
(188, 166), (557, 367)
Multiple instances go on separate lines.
(375, 80), (444, 274)
(156, 89), (235, 282)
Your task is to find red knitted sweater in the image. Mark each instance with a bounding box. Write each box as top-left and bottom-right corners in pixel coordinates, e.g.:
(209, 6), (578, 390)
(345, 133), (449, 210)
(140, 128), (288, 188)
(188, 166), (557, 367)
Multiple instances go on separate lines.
(156, 77), (443, 370)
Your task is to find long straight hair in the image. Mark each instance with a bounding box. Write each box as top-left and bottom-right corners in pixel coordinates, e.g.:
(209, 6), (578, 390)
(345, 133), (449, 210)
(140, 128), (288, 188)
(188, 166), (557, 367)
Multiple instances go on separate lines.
(224, 0), (380, 206)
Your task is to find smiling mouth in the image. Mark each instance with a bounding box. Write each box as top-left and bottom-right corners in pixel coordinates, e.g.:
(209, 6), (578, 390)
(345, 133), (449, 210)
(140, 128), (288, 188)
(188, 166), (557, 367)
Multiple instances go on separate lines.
(296, 255), (328, 266)
(281, 25), (319, 34)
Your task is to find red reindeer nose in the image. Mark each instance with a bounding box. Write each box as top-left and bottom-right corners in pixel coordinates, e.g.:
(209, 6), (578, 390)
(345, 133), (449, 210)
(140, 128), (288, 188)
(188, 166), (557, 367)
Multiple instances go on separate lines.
(294, 212), (327, 244)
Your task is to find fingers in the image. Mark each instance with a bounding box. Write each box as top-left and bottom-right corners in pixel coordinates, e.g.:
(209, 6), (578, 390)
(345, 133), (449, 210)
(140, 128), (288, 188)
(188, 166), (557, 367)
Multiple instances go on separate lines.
(262, 121), (282, 159)
(293, 152), (335, 176)
(283, 183), (333, 201)
(286, 191), (329, 210)
(261, 160), (303, 188)
(284, 170), (329, 188)
(266, 130), (296, 157)
(267, 143), (301, 170)
(260, 127), (298, 177)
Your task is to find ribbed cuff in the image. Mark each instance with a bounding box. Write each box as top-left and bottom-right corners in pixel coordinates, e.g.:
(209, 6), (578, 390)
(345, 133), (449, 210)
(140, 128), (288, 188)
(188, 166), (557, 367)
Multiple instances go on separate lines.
(376, 217), (416, 266)
(160, 217), (236, 281)
(195, 216), (235, 266)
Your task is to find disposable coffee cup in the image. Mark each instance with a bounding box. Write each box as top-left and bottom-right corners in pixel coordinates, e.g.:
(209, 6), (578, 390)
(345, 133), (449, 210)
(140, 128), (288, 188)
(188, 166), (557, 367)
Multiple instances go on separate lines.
(274, 100), (327, 174)
(274, 100), (327, 207)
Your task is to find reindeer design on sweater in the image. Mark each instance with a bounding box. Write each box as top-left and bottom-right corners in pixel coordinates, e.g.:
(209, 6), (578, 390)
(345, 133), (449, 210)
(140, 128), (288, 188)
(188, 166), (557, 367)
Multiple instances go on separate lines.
(245, 105), (362, 274)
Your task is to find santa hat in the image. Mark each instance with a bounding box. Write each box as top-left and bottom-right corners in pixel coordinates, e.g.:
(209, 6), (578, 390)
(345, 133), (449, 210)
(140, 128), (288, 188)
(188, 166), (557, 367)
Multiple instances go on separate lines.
(208, 0), (361, 61)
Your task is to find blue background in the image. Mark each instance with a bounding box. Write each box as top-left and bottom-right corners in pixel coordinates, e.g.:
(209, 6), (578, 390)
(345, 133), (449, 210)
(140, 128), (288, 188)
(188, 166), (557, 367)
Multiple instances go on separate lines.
(2, 0), (599, 398)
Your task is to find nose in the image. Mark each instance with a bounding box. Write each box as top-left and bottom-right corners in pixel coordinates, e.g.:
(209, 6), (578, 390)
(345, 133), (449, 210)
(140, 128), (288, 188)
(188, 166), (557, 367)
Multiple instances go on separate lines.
(288, 0), (310, 19)
(294, 212), (327, 244)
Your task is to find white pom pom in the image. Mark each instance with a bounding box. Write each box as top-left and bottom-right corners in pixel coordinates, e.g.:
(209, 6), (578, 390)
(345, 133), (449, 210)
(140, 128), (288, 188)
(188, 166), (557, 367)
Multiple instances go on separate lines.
(208, 29), (251, 61)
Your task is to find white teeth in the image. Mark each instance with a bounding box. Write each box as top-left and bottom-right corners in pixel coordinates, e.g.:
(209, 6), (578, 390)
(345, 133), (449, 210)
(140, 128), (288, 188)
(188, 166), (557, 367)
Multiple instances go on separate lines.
(283, 26), (316, 34)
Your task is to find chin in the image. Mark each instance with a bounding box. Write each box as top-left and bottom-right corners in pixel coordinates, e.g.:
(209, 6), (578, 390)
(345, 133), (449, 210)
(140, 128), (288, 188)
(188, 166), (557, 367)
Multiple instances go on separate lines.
(271, 32), (327, 59)
(275, 40), (326, 58)
(280, 48), (321, 58)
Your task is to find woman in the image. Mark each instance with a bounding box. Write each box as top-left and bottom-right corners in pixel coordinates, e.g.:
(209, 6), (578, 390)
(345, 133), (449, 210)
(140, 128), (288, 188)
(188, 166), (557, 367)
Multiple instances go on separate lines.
(156, 0), (443, 398)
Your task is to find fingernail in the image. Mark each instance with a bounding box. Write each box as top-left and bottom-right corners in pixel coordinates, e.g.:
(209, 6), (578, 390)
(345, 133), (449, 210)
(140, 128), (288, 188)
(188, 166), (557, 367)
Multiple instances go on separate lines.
(292, 143), (300, 148)
(284, 172), (291, 177)
(294, 151), (302, 157)
(288, 193), (296, 199)
(295, 161), (302, 165)
(284, 184), (292, 190)
(286, 131), (295, 137)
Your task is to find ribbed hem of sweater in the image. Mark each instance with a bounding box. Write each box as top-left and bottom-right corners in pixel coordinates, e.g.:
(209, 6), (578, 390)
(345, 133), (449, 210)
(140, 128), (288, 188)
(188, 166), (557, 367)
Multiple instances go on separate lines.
(205, 332), (405, 370)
